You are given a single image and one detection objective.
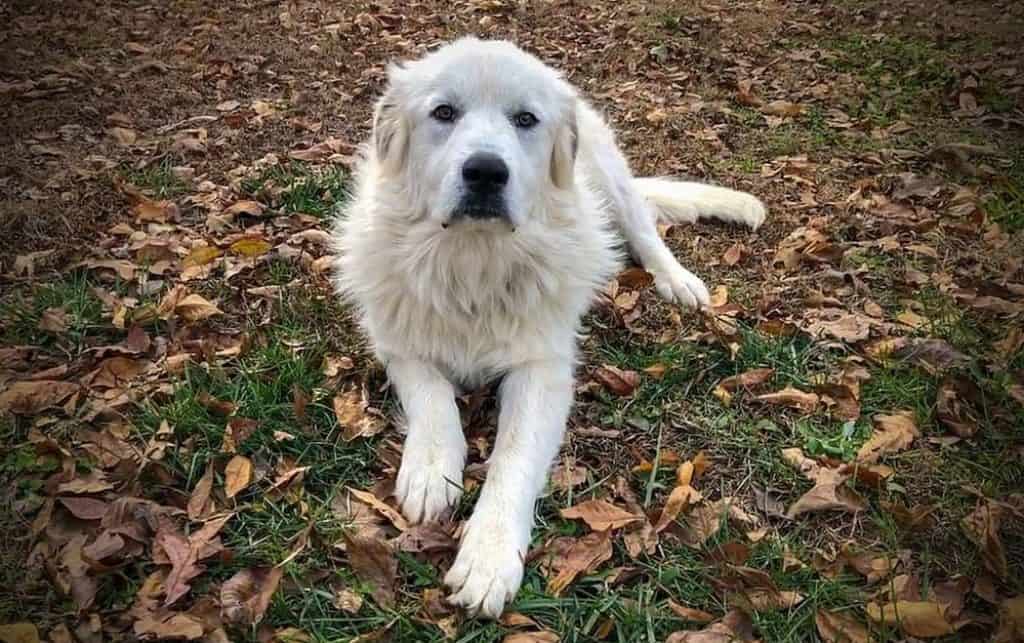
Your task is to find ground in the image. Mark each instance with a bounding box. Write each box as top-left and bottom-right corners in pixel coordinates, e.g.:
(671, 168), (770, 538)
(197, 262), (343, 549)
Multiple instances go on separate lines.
(1, 0), (1023, 642)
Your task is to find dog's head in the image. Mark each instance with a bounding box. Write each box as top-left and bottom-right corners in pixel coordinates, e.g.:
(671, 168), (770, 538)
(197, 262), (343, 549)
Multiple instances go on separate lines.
(371, 37), (578, 230)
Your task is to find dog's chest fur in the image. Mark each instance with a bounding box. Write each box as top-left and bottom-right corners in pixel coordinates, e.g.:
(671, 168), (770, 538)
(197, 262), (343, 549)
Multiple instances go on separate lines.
(334, 188), (620, 384)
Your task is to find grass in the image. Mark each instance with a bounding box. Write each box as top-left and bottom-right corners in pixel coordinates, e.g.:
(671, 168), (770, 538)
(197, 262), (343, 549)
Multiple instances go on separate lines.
(122, 158), (188, 198)
(242, 163), (349, 218)
(0, 272), (106, 350)
(824, 34), (954, 125)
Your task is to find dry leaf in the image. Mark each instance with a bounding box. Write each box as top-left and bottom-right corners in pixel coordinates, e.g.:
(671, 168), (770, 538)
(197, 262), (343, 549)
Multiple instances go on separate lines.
(545, 531), (613, 597)
(0, 624), (40, 643)
(815, 609), (870, 643)
(230, 237), (272, 258)
(666, 609), (754, 642)
(722, 243), (745, 266)
(333, 587), (364, 614)
(961, 500), (1007, 579)
(856, 412), (919, 464)
(668, 601), (716, 623)
(0, 380), (79, 415)
(995, 596), (1024, 643)
(333, 387), (386, 441)
(503, 632), (559, 643)
(347, 488), (409, 532)
(343, 533), (397, 608)
(224, 455), (252, 499)
(593, 365), (640, 397)
(221, 567), (284, 625)
(550, 460), (588, 492)
(175, 294), (221, 322)
(187, 464), (215, 519)
(560, 499), (643, 531)
(755, 386), (819, 413)
(655, 484), (702, 532)
(717, 368), (775, 393)
(866, 600), (955, 638)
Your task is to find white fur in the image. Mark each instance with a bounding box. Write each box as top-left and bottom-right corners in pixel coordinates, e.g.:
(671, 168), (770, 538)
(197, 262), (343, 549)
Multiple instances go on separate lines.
(332, 37), (765, 618)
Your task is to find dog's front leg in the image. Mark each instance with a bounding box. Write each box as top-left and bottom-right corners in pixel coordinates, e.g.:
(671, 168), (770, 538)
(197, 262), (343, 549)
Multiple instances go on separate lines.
(445, 359), (573, 618)
(387, 357), (467, 524)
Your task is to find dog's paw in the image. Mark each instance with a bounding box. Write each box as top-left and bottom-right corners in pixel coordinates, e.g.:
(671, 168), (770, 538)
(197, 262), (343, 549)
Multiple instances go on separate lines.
(733, 193), (767, 230)
(650, 261), (711, 309)
(396, 443), (465, 524)
(444, 512), (527, 618)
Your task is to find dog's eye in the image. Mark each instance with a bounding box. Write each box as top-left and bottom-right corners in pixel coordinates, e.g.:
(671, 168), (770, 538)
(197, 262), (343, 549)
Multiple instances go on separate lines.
(431, 104), (456, 122)
(513, 111), (538, 128)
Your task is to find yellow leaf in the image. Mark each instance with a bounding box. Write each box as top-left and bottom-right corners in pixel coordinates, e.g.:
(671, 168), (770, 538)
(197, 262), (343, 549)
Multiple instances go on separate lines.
(182, 245), (222, 268)
(230, 238), (272, 257)
(225, 455), (253, 499)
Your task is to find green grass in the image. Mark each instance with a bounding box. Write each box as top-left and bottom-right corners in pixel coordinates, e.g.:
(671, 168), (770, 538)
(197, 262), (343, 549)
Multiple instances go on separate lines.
(242, 163), (348, 218)
(0, 272), (106, 349)
(122, 158), (188, 198)
(824, 34), (954, 125)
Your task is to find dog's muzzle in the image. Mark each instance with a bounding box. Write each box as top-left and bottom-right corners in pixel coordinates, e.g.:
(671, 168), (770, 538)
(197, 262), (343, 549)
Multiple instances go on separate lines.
(449, 152), (511, 224)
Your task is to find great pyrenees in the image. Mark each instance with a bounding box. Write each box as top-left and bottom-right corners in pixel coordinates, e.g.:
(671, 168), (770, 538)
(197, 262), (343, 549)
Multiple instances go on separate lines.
(332, 37), (765, 617)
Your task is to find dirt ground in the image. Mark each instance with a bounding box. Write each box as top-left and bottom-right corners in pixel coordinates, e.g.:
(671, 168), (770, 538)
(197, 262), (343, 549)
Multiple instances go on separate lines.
(1, 1), (1023, 642)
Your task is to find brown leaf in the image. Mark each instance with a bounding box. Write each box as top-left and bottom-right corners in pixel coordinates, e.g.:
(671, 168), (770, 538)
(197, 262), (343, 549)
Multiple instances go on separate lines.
(760, 100), (803, 117)
(224, 455), (253, 499)
(782, 449), (866, 517)
(550, 460), (588, 492)
(866, 601), (955, 638)
(343, 533), (397, 608)
(545, 531), (613, 597)
(755, 386), (819, 413)
(224, 200), (265, 217)
(961, 500), (1007, 579)
(815, 609), (870, 643)
(655, 485), (702, 533)
(221, 567), (284, 625)
(390, 523), (456, 554)
(717, 368), (775, 393)
(57, 497), (109, 521)
(617, 267), (654, 289)
(175, 294), (222, 322)
(38, 307), (68, 333)
(322, 355), (355, 376)
(722, 243), (745, 266)
(0, 380), (79, 415)
(560, 499), (643, 531)
(676, 498), (753, 547)
(856, 412), (919, 464)
(896, 338), (969, 373)
(333, 386), (386, 441)
(161, 514), (232, 606)
(134, 197), (179, 223)
(593, 365), (640, 397)
(994, 596), (1024, 643)
(0, 623), (40, 643)
(666, 609), (755, 642)
(503, 632), (559, 643)
(133, 614), (204, 641)
(197, 392), (237, 417)
(347, 488), (409, 532)
(936, 376), (982, 437)
(222, 417), (258, 453)
(333, 587), (364, 614)
(668, 601), (716, 623)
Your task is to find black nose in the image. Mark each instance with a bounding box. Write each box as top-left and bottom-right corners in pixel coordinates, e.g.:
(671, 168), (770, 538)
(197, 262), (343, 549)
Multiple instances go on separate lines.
(462, 153), (509, 192)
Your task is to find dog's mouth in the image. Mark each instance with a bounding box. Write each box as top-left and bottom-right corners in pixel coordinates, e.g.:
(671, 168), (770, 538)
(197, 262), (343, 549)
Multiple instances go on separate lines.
(445, 193), (511, 228)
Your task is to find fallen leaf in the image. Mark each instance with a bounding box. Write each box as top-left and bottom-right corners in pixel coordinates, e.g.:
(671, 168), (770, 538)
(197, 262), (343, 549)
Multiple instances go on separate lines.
(655, 484), (702, 532)
(717, 368), (775, 393)
(224, 200), (265, 217)
(0, 623), (40, 643)
(347, 488), (409, 532)
(668, 601), (716, 623)
(503, 632), (559, 643)
(723, 243), (745, 266)
(593, 365), (640, 397)
(175, 294), (221, 322)
(676, 498), (754, 547)
(994, 596), (1024, 643)
(815, 609), (870, 643)
(936, 376), (982, 437)
(224, 455), (252, 499)
(560, 499), (643, 531)
(322, 355), (355, 376)
(0, 380), (79, 415)
(755, 386), (819, 413)
(58, 497), (109, 521)
(782, 448), (866, 518)
(545, 531), (613, 597)
(134, 197), (179, 223)
(38, 307), (68, 333)
(221, 567), (284, 625)
(222, 417), (258, 453)
(333, 587), (364, 614)
(666, 609), (755, 642)
(550, 460), (588, 492)
(343, 533), (397, 608)
(230, 237), (272, 258)
(133, 614), (204, 641)
(761, 99), (803, 117)
(333, 386), (386, 441)
(866, 600), (955, 638)
(182, 246), (222, 268)
(856, 411), (919, 464)
(961, 500), (1007, 579)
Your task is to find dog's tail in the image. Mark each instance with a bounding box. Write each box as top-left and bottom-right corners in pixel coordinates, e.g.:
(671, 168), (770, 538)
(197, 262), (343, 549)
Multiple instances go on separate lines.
(632, 177), (766, 231)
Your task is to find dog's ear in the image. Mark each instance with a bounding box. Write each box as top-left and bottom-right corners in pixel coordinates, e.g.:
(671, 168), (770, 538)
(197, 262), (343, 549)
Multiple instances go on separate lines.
(373, 66), (409, 174)
(550, 104), (578, 189)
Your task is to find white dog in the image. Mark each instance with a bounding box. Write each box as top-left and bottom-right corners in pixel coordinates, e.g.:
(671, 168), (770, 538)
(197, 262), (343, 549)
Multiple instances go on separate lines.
(332, 37), (765, 617)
